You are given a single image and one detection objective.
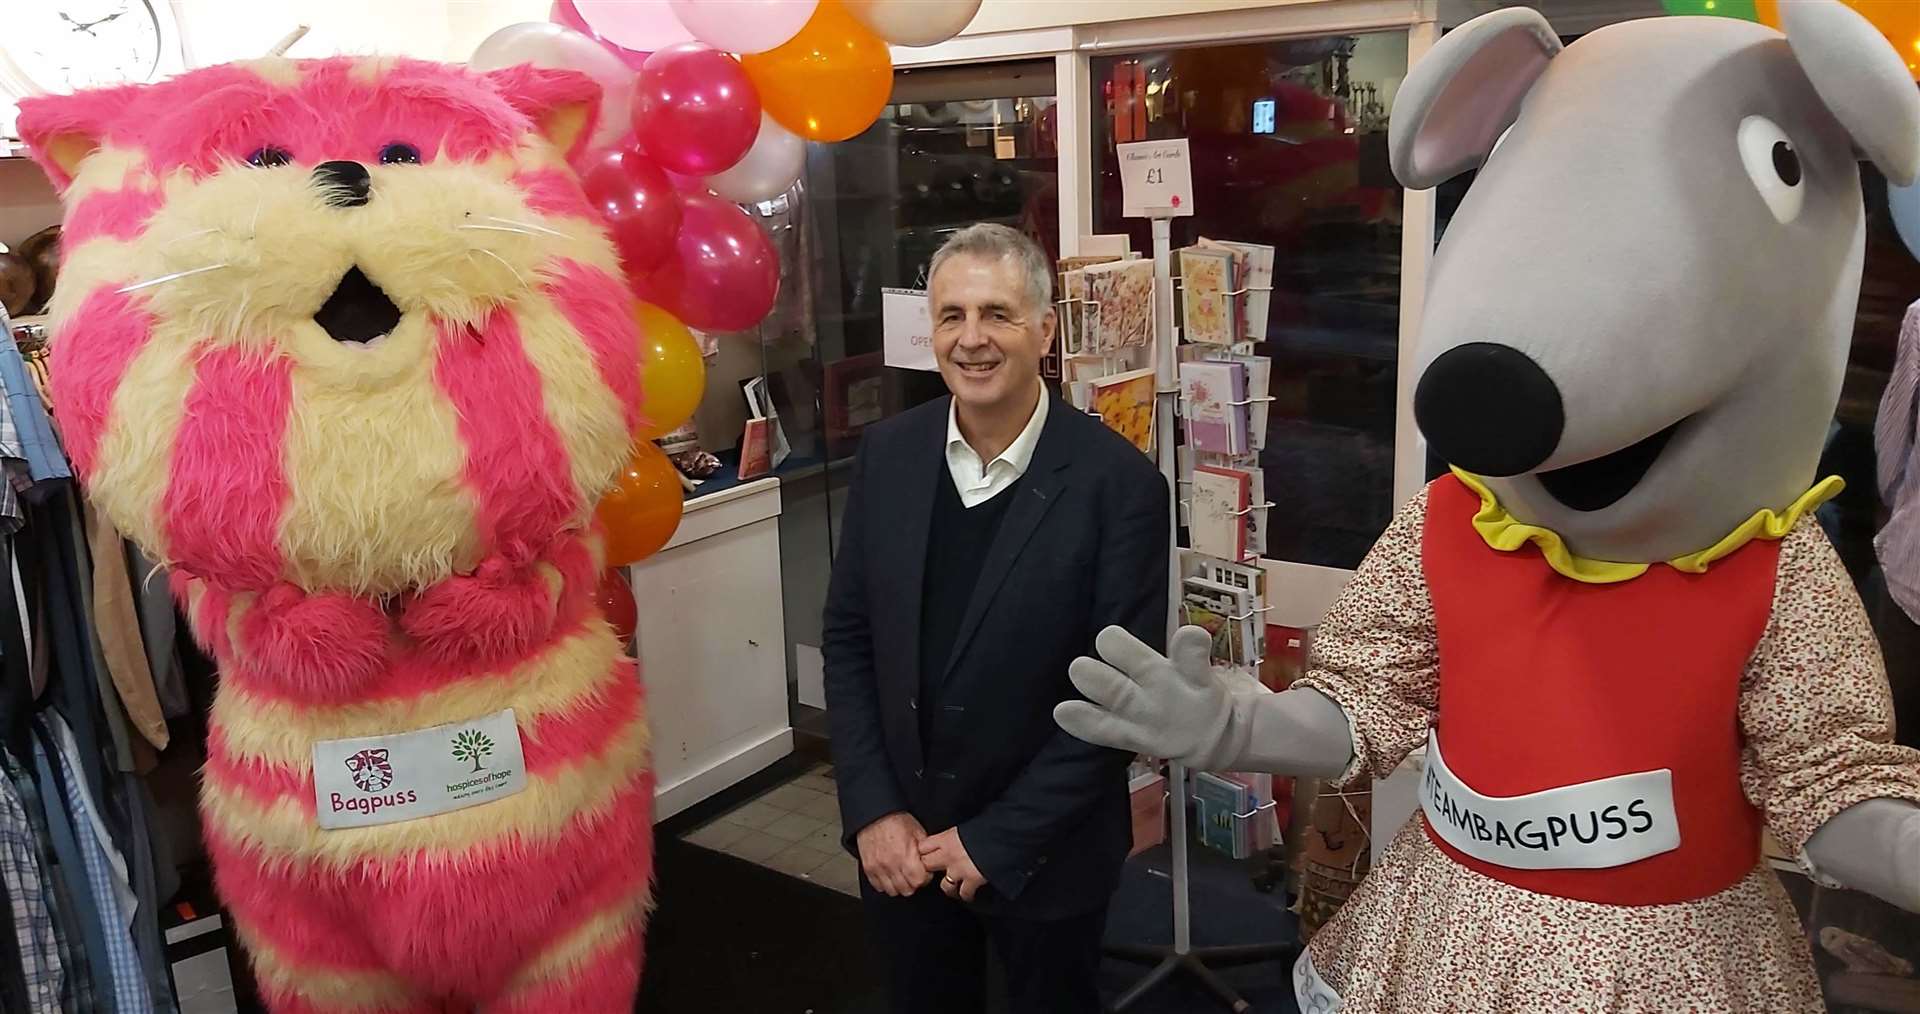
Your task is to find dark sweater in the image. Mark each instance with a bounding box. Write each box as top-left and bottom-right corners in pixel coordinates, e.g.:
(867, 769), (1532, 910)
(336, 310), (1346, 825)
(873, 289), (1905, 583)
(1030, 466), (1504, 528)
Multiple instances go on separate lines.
(918, 470), (1024, 732)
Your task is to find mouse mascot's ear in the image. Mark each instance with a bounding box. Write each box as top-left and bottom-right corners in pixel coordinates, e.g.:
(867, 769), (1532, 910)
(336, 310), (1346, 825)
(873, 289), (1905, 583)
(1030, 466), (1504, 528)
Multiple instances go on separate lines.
(1389, 7), (1561, 189)
(1780, 0), (1920, 186)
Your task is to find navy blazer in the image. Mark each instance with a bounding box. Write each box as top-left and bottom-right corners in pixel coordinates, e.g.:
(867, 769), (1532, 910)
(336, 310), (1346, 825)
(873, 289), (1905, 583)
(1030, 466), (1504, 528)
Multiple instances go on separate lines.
(822, 392), (1170, 919)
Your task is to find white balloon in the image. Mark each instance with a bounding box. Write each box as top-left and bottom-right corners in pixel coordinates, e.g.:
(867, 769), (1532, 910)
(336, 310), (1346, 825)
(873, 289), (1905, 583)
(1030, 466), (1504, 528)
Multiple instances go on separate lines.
(842, 0), (982, 47)
(667, 0), (818, 55)
(470, 22), (636, 152)
(705, 113), (806, 204)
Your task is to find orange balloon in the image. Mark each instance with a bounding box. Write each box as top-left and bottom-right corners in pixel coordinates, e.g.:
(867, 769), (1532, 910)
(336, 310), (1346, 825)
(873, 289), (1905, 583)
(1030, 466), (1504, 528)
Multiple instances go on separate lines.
(1758, 0), (1920, 78)
(740, 0), (893, 142)
(597, 442), (685, 566)
(635, 302), (706, 440)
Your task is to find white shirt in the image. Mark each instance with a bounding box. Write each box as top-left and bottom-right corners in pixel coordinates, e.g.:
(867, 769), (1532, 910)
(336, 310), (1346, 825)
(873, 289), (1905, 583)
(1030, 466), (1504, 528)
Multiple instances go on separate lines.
(945, 382), (1049, 508)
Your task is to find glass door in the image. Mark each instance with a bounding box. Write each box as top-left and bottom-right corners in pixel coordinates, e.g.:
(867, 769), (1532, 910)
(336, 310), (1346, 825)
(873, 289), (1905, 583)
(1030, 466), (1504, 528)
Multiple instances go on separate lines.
(782, 61), (1060, 738)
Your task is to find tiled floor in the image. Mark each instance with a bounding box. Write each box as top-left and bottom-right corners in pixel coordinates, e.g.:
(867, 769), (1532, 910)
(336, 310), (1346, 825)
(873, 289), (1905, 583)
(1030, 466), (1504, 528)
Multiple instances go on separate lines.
(683, 762), (863, 896)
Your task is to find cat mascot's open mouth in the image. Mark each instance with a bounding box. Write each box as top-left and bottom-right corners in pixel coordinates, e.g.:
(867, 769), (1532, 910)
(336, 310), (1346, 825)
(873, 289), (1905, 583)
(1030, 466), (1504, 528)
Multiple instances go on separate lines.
(315, 265), (403, 344)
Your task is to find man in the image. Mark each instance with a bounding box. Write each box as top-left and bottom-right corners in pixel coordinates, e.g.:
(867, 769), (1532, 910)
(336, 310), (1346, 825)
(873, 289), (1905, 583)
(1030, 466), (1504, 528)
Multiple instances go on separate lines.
(822, 223), (1170, 1014)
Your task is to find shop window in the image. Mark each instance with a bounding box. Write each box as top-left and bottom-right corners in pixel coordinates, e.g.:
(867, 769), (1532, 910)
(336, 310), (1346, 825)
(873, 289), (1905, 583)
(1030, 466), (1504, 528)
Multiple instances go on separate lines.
(1091, 34), (1408, 570)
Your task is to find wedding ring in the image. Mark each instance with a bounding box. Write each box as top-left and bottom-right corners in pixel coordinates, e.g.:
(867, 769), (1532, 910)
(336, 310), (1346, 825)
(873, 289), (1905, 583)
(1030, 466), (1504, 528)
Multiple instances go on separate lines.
(944, 876), (961, 887)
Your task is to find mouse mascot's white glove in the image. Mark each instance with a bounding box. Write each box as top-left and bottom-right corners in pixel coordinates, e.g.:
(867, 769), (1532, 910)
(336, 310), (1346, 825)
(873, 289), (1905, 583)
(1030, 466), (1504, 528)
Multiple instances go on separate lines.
(1056, 625), (1354, 777)
(1806, 799), (1920, 913)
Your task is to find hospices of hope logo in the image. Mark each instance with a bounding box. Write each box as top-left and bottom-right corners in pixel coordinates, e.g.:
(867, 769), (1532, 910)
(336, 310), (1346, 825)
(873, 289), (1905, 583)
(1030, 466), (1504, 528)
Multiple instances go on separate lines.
(344, 748), (394, 793)
(450, 728), (495, 773)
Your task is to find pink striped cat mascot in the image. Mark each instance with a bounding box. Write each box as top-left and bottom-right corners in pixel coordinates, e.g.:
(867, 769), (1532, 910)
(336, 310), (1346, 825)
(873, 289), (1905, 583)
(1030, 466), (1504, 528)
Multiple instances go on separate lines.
(19, 56), (656, 1012)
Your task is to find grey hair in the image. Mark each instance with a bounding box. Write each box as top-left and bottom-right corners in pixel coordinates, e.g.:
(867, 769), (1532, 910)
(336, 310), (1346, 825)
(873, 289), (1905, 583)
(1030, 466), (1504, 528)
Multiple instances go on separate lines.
(927, 223), (1053, 314)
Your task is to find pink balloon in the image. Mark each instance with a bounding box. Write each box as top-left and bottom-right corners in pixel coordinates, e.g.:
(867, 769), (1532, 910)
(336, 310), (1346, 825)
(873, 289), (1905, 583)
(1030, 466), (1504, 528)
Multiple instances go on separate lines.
(565, 0), (695, 54)
(641, 191), (779, 332)
(666, 170), (711, 195)
(550, 0), (653, 69)
(667, 0), (817, 54)
(578, 144), (685, 280)
(633, 44), (762, 177)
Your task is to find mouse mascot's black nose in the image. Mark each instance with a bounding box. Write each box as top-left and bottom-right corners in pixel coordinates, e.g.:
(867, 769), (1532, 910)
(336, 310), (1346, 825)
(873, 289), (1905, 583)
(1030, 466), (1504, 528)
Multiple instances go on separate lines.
(1415, 342), (1564, 477)
(313, 160), (372, 207)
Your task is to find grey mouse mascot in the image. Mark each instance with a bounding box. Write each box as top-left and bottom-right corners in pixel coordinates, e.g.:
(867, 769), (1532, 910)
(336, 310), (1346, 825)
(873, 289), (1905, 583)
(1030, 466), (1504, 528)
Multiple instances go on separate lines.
(1058, 2), (1920, 1010)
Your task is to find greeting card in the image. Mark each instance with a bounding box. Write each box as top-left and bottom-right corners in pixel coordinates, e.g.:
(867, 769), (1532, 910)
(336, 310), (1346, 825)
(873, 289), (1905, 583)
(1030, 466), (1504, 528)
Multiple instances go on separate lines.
(1202, 238), (1275, 340)
(1087, 367), (1157, 455)
(1179, 247), (1236, 345)
(1180, 360), (1250, 455)
(1084, 259), (1155, 353)
(1190, 464), (1251, 561)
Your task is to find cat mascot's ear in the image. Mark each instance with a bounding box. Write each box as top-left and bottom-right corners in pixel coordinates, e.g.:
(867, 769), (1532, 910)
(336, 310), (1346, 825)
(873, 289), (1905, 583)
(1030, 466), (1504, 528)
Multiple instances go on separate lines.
(484, 65), (604, 168)
(17, 83), (147, 192)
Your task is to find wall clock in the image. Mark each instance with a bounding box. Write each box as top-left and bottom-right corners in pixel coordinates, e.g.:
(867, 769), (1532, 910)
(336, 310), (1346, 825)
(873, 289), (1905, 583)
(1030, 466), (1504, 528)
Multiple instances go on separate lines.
(1, 1), (178, 95)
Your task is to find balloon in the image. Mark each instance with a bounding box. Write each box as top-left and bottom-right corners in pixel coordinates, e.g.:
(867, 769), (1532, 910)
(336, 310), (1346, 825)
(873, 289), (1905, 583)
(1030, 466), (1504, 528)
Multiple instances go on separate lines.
(597, 441), (685, 566)
(706, 113), (806, 203)
(842, 0), (981, 46)
(471, 22), (637, 152)
(579, 145), (684, 279)
(640, 191), (780, 332)
(635, 302), (706, 439)
(595, 567), (638, 644)
(1843, 1), (1920, 78)
(666, 170), (712, 195)
(564, 0), (695, 52)
(668, 0), (819, 54)
(1661, 0), (1757, 18)
(633, 44), (762, 177)
(551, 0), (652, 69)
(740, 0), (893, 142)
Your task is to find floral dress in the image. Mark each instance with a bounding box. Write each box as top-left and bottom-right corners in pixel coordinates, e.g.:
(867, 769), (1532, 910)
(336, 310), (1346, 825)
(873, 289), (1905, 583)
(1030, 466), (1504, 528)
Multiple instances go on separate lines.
(1289, 477), (1920, 1012)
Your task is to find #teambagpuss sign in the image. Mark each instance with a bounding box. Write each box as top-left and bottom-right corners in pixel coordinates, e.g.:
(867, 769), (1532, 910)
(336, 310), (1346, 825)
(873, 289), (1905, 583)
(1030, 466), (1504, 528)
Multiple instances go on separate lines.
(312, 709), (528, 829)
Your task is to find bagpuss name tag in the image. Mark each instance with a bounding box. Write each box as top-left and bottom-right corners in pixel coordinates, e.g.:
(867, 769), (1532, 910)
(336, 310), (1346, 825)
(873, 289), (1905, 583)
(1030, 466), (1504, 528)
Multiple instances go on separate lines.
(312, 709), (527, 830)
(1420, 729), (1680, 870)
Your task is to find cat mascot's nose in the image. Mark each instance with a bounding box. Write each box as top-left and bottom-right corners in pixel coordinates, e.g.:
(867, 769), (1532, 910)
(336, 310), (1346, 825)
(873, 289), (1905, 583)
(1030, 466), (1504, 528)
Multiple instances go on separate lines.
(313, 160), (372, 208)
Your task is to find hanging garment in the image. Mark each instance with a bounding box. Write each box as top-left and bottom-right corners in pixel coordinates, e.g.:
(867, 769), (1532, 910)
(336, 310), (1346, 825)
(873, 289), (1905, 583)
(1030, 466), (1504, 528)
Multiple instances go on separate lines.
(82, 501), (165, 751)
(0, 317), (69, 499)
(1876, 300), (1920, 624)
(0, 752), (62, 1012)
(41, 714), (148, 1014)
(39, 487), (133, 778)
(124, 547), (184, 720)
(0, 386), (28, 535)
(6, 747), (96, 1014)
(119, 778), (175, 1014)
(28, 727), (114, 1014)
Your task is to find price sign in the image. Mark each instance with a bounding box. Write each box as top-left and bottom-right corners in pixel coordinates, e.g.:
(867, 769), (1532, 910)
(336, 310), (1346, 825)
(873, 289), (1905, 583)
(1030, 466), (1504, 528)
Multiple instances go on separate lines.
(882, 288), (936, 371)
(1117, 138), (1194, 218)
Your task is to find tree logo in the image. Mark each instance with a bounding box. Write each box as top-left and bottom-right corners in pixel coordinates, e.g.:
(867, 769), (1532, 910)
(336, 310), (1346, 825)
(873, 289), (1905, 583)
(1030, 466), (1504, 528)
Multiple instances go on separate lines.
(450, 729), (495, 773)
(345, 749), (393, 793)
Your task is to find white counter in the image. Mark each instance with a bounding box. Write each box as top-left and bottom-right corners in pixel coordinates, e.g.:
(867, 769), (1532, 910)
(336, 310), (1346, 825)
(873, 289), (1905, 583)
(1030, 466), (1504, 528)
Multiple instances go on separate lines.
(633, 477), (793, 821)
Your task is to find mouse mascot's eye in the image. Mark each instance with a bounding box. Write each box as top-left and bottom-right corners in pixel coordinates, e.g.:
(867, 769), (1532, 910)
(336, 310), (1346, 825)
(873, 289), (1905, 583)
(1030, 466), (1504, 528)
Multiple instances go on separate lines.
(1737, 115), (1804, 223)
(379, 143), (421, 165)
(246, 146), (293, 168)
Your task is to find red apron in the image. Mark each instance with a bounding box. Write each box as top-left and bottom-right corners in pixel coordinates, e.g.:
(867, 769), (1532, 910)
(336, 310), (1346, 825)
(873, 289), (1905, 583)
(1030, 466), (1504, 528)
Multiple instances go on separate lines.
(1420, 475), (1774, 905)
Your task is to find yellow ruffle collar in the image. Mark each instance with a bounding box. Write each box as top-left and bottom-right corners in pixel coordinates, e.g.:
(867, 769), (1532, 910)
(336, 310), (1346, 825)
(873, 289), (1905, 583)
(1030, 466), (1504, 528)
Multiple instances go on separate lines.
(1450, 467), (1843, 585)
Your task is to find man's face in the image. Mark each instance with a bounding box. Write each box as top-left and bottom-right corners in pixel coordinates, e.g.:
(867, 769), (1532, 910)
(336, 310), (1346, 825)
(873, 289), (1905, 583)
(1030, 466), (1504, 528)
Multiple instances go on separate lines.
(929, 252), (1055, 413)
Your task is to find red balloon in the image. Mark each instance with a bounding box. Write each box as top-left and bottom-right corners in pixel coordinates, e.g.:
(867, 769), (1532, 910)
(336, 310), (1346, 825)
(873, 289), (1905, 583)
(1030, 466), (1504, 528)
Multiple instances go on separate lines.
(666, 170), (712, 196)
(633, 43), (762, 177)
(640, 191), (780, 332)
(579, 144), (684, 279)
(595, 567), (638, 644)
